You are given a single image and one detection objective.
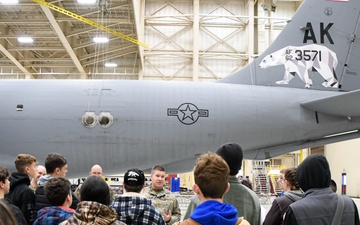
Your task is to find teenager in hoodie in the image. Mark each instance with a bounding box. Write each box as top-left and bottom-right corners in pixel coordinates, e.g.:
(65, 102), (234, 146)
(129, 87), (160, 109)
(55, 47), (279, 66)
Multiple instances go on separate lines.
(263, 167), (303, 225)
(283, 154), (359, 225)
(0, 166), (27, 225)
(110, 168), (165, 225)
(6, 154), (37, 225)
(177, 152), (250, 225)
(35, 153), (79, 211)
(33, 177), (74, 225)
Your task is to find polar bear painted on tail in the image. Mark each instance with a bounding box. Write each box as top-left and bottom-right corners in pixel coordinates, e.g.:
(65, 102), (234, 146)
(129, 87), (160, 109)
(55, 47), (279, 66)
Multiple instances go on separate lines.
(259, 44), (338, 88)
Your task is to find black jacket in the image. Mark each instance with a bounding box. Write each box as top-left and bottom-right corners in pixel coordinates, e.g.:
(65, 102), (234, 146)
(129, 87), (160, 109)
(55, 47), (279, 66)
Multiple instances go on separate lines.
(283, 154), (359, 225)
(1, 198), (27, 225)
(263, 190), (303, 225)
(35, 175), (79, 211)
(6, 172), (36, 225)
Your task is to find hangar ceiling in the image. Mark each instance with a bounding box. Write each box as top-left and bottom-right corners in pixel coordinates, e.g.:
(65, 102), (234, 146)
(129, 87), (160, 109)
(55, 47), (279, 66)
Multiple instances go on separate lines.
(0, 0), (140, 79)
(0, 0), (303, 80)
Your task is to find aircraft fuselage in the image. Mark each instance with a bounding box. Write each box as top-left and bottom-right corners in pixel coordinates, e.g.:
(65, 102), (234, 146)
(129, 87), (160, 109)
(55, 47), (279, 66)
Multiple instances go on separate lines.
(0, 80), (358, 177)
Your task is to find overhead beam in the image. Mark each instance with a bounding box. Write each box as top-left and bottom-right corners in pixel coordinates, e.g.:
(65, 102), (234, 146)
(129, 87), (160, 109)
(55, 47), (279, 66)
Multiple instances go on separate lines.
(39, 5), (87, 78)
(82, 51), (138, 67)
(193, 0), (199, 81)
(56, 17), (132, 24)
(0, 35), (57, 39)
(74, 2), (129, 17)
(18, 58), (72, 62)
(0, 44), (33, 78)
(0, 19), (50, 24)
(132, 0), (144, 70)
(9, 47), (65, 51)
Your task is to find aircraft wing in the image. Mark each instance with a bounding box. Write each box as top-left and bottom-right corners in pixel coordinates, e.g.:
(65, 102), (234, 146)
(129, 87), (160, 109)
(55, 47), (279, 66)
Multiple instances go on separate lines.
(301, 89), (360, 117)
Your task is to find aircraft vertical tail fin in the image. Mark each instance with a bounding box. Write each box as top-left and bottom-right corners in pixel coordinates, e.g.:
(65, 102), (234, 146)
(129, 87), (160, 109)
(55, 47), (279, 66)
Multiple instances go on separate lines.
(219, 0), (360, 91)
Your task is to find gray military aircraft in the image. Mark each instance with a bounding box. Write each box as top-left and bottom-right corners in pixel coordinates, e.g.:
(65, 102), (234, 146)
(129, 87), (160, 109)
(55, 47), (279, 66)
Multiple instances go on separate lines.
(1, 0), (360, 177)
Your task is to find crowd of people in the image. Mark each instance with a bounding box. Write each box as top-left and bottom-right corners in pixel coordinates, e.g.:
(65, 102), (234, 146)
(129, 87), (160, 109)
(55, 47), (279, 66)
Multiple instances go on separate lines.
(1, 143), (359, 225)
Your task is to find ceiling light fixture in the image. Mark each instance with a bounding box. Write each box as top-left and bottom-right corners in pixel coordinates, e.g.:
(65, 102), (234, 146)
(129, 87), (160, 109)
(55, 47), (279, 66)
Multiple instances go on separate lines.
(17, 37), (34, 43)
(0, 0), (19, 4)
(93, 37), (109, 43)
(77, 0), (96, 4)
(105, 62), (117, 67)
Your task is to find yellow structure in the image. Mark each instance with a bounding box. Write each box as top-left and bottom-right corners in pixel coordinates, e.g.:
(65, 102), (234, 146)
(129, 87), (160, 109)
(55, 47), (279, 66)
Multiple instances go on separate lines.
(32, 0), (148, 48)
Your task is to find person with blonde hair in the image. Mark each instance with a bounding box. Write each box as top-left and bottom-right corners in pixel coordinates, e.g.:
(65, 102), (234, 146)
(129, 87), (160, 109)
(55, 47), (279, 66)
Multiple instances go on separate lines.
(7, 154), (37, 225)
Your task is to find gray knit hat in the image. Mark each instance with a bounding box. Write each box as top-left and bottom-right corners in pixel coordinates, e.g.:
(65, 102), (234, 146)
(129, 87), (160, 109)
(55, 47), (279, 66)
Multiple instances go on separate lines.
(216, 143), (243, 175)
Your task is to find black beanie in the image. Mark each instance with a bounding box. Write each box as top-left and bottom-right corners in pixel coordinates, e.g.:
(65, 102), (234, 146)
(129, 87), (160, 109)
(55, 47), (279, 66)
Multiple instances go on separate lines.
(216, 143), (243, 175)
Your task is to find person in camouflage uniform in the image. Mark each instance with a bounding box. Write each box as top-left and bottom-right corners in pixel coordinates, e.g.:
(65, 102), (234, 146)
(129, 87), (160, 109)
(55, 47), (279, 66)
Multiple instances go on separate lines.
(141, 165), (181, 225)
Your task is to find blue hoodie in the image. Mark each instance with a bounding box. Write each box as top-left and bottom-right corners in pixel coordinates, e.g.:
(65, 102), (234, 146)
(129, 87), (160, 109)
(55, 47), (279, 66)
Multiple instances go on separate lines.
(190, 200), (238, 225)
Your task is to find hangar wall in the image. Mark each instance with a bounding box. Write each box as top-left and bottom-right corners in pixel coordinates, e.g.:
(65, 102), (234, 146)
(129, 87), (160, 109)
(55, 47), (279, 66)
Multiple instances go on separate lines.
(142, 0), (302, 81)
(325, 139), (360, 198)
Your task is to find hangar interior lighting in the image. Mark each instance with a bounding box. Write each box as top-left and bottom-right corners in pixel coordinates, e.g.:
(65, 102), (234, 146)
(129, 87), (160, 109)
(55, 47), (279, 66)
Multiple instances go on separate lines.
(93, 37), (109, 43)
(77, 0), (96, 4)
(105, 62), (117, 67)
(0, 0), (19, 4)
(17, 37), (34, 43)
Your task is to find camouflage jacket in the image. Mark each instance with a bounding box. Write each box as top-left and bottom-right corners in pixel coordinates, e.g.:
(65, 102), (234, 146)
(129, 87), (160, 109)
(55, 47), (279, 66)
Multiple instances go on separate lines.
(141, 186), (181, 225)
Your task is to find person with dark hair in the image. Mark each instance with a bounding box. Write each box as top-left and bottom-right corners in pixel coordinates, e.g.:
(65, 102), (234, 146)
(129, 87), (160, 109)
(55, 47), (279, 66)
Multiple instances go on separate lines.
(74, 164), (115, 204)
(184, 143), (261, 225)
(276, 169), (286, 197)
(330, 179), (337, 193)
(0, 166), (27, 225)
(60, 176), (125, 225)
(6, 154), (38, 225)
(141, 165), (181, 224)
(283, 154), (360, 225)
(239, 176), (253, 190)
(176, 152), (250, 225)
(0, 200), (18, 225)
(110, 168), (165, 224)
(35, 153), (79, 211)
(263, 167), (303, 225)
(33, 177), (74, 225)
